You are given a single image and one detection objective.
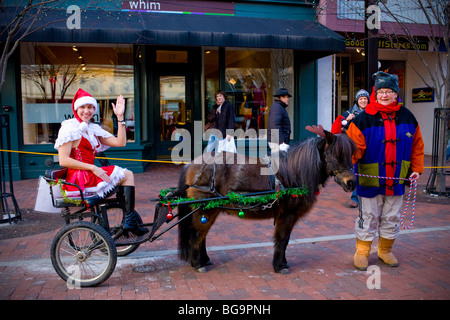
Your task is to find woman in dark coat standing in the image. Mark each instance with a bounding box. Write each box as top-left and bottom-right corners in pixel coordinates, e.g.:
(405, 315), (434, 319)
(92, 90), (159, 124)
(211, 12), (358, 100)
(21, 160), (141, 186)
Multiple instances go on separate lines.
(206, 90), (235, 151)
(267, 88), (292, 152)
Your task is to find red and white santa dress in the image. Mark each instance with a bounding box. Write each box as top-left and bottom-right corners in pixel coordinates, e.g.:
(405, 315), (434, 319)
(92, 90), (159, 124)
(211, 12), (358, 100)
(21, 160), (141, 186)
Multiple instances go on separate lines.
(54, 89), (125, 198)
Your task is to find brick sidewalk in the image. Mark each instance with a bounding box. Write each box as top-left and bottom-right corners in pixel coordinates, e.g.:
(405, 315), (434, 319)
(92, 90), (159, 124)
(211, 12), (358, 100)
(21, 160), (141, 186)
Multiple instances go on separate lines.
(0, 161), (449, 300)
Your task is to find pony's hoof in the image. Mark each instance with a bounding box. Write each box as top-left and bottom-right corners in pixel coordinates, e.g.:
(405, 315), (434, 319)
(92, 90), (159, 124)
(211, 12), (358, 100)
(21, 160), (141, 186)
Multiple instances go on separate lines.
(196, 266), (207, 273)
(277, 268), (290, 275)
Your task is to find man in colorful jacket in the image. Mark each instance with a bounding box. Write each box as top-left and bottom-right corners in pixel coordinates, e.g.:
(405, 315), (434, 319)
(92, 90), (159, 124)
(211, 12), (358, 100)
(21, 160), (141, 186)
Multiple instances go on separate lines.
(346, 71), (424, 271)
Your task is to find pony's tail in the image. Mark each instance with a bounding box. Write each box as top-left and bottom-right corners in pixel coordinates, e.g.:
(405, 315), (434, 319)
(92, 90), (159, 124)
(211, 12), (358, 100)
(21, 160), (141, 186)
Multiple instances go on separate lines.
(178, 165), (192, 261)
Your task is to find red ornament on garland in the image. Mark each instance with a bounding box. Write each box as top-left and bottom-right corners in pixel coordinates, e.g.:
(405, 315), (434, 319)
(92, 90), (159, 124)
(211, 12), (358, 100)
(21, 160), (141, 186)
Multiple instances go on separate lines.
(166, 202), (173, 220)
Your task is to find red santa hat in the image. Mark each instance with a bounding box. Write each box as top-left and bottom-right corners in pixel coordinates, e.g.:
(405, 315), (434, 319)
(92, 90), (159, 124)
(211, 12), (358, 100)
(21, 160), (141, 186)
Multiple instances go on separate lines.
(72, 88), (98, 122)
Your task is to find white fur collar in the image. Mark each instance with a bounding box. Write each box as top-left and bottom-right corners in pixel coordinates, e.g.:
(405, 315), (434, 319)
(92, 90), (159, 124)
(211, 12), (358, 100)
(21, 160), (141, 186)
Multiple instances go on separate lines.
(55, 118), (113, 152)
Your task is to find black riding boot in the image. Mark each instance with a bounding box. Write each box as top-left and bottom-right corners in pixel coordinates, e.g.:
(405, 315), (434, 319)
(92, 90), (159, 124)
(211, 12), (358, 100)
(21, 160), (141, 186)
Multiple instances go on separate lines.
(118, 186), (148, 236)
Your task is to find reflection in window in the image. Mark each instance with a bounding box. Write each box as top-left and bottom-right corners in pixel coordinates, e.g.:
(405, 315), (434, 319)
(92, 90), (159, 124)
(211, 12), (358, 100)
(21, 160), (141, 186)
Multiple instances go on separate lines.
(203, 48), (294, 140)
(225, 50), (271, 136)
(20, 43), (135, 145)
(160, 76), (186, 141)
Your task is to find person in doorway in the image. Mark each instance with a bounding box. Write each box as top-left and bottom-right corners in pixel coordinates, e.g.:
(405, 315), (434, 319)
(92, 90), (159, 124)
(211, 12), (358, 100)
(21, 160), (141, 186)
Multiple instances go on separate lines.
(346, 72), (424, 270)
(267, 88), (292, 153)
(206, 90), (235, 152)
(54, 88), (148, 236)
(332, 89), (370, 208)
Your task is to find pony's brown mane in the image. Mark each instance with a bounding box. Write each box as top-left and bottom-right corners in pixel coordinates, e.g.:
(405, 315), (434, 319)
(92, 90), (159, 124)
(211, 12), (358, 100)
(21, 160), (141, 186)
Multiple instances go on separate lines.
(276, 133), (356, 193)
(328, 133), (357, 166)
(276, 137), (323, 192)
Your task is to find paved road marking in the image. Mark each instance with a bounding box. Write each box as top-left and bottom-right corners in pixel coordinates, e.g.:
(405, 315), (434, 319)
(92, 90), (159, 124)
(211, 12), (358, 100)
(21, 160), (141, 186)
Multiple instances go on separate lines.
(126, 225), (450, 260)
(1, 225), (449, 269)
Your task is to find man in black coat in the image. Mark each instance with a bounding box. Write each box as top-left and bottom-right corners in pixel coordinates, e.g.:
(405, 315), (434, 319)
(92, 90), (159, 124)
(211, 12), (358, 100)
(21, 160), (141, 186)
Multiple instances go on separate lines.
(267, 88), (292, 152)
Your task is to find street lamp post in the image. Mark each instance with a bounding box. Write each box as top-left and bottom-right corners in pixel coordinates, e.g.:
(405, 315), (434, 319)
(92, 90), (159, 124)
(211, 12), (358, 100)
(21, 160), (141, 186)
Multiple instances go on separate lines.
(364, 0), (379, 90)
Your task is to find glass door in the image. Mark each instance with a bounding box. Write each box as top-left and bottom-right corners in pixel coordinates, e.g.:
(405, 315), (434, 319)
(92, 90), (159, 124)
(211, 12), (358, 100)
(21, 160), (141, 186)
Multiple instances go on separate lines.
(156, 74), (192, 159)
(152, 48), (196, 160)
(160, 75), (186, 141)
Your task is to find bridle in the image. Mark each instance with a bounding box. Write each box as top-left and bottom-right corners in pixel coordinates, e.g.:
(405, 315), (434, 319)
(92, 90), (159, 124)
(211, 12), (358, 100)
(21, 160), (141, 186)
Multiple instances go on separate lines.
(324, 146), (354, 178)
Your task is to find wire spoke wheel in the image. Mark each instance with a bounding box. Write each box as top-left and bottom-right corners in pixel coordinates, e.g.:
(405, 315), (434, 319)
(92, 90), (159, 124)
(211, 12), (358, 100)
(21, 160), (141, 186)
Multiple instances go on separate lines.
(51, 221), (117, 287)
(92, 204), (140, 256)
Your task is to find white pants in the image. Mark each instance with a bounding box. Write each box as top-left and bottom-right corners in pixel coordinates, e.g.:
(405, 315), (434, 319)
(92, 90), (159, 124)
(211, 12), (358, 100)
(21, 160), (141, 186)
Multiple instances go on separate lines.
(355, 195), (403, 241)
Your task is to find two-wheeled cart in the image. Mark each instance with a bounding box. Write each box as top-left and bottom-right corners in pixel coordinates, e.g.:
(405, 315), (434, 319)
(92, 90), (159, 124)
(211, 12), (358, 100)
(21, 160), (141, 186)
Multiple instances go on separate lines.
(44, 165), (284, 287)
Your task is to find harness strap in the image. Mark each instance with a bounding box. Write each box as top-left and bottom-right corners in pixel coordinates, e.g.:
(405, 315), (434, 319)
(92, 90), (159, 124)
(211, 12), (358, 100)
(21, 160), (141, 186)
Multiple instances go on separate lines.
(189, 162), (223, 197)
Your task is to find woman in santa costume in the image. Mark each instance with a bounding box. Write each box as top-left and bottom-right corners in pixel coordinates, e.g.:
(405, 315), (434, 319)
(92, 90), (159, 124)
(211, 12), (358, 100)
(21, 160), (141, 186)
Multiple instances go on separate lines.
(54, 88), (148, 236)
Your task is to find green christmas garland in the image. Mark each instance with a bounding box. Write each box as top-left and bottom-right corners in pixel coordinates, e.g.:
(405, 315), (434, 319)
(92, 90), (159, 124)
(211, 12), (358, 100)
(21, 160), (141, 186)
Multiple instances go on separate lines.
(159, 187), (178, 198)
(158, 186), (309, 211)
(48, 179), (84, 206)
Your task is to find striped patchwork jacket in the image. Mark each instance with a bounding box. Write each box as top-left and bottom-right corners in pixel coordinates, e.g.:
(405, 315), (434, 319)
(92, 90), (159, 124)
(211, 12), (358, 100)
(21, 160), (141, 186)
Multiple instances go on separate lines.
(346, 106), (424, 198)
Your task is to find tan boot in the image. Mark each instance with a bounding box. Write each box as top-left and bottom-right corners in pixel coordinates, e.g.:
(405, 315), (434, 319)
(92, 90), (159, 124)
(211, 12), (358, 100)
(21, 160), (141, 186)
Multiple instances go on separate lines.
(354, 238), (372, 271)
(378, 237), (398, 267)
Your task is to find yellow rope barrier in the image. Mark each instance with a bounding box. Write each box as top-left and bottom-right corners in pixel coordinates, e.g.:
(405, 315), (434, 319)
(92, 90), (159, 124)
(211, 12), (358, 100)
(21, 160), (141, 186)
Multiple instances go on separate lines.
(0, 148), (449, 168)
(0, 149), (187, 164)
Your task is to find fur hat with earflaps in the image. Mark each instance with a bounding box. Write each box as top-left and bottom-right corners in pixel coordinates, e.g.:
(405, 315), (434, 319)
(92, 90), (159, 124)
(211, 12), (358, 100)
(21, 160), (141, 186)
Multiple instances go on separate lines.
(373, 71), (399, 93)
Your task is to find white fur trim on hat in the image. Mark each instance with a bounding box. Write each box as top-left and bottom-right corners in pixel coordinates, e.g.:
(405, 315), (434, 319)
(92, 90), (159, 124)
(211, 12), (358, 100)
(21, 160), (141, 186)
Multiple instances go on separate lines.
(74, 96), (97, 112)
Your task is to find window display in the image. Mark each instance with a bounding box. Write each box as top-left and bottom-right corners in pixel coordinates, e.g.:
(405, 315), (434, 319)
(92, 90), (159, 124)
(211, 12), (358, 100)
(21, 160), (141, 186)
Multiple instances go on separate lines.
(20, 43), (135, 145)
(203, 48), (293, 140)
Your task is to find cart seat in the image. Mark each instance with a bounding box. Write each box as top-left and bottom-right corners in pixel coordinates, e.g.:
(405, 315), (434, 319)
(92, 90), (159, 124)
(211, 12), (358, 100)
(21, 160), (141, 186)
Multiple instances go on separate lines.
(44, 168), (105, 208)
(54, 193), (103, 208)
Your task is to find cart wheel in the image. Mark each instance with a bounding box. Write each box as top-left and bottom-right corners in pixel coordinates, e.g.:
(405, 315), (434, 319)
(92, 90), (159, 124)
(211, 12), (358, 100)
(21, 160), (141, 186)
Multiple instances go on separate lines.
(51, 221), (117, 287)
(92, 205), (140, 256)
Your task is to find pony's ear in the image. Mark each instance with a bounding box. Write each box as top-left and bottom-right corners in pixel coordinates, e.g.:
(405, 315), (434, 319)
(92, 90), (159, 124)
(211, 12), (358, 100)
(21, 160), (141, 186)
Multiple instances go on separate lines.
(317, 136), (327, 152)
(324, 130), (336, 145)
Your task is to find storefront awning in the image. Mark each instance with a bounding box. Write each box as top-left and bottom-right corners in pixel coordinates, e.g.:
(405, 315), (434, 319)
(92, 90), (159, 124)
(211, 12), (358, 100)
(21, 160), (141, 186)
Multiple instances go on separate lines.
(2, 8), (345, 54)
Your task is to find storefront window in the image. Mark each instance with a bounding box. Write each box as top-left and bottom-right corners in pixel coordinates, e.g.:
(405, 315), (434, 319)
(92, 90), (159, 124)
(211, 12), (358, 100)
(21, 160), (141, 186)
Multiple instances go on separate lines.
(203, 49), (220, 120)
(225, 49), (271, 137)
(20, 43), (135, 145)
(203, 48), (293, 139)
